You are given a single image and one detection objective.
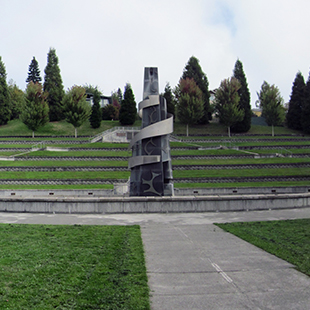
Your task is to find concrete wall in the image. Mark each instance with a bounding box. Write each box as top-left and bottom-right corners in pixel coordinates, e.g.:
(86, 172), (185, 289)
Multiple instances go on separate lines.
(0, 193), (309, 214)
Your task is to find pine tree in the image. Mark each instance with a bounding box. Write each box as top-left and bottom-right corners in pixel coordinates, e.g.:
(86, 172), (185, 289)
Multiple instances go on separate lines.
(0, 56), (11, 125)
(44, 48), (65, 122)
(215, 77), (244, 137)
(63, 86), (91, 138)
(182, 56), (210, 124)
(286, 72), (305, 130)
(89, 87), (102, 128)
(26, 57), (42, 84)
(301, 72), (310, 134)
(20, 82), (49, 138)
(163, 83), (175, 117)
(119, 84), (137, 125)
(231, 59), (251, 133)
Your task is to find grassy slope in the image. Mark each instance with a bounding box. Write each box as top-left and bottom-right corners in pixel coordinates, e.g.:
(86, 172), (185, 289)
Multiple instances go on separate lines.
(0, 224), (150, 309)
(215, 219), (310, 277)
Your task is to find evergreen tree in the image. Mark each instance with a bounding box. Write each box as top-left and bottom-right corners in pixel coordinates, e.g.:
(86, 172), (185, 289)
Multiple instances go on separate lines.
(0, 56), (11, 125)
(63, 86), (91, 138)
(117, 88), (123, 104)
(182, 56), (210, 124)
(301, 72), (310, 133)
(215, 77), (244, 137)
(85, 85), (102, 129)
(231, 59), (251, 133)
(163, 83), (175, 118)
(174, 78), (204, 136)
(8, 80), (24, 120)
(20, 82), (49, 138)
(119, 83), (137, 125)
(26, 57), (42, 84)
(286, 72), (305, 130)
(44, 48), (65, 121)
(257, 81), (285, 136)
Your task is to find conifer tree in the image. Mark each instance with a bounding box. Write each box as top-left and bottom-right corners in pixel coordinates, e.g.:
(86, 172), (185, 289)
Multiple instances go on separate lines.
(26, 57), (42, 84)
(182, 56), (210, 123)
(301, 72), (310, 134)
(89, 87), (102, 128)
(44, 48), (65, 121)
(286, 72), (305, 130)
(0, 56), (11, 125)
(231, 59), (251, 133)
(163, 83), (176, 118)
(63, 86), (91, 138)
(21, 82), (49, 138)
(119, 84), (137, 125)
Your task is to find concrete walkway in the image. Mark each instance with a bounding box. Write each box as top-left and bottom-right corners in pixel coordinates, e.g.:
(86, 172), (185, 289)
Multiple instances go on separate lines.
(0, 208), (309, 309)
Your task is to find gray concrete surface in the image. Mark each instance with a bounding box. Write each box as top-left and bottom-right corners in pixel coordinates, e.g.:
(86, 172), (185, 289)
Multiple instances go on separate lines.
(0, 208), (309, 309)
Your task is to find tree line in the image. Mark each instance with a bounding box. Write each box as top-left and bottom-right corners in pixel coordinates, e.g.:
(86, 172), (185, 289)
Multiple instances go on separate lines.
(0, 48), (137, 137)
(1, 50), (309, 137)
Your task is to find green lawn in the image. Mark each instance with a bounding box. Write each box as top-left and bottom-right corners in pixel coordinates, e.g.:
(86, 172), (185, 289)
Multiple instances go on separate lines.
(0, 224), (150, 309)
(215, 219), (310, 277)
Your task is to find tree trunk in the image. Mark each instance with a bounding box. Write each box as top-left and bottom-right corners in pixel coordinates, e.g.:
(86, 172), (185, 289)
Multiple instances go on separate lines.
(32, 131), (35, 138)
(228, 126), (231, 138)
(272, 124), (274, 137)
(186, 124), (189, 137)
(75, 127), (77, 138)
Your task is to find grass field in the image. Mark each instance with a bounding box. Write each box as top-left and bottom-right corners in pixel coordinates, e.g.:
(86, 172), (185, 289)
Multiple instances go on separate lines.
(0, 224), (150, 310)
(215, 219), (310, 277)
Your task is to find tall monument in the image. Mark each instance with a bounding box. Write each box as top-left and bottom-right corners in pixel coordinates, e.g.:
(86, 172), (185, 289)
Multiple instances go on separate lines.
(128, 68), (174, 196)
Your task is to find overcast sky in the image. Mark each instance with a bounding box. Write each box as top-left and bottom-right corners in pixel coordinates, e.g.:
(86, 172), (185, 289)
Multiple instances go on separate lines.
(1, 0), (310, 107)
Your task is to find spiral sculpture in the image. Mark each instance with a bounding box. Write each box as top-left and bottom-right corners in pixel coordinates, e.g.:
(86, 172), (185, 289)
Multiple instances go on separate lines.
(129, 68), (174, 196)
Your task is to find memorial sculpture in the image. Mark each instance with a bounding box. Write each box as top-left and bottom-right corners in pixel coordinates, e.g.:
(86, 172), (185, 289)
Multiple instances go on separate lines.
(129, 68), (174, 196)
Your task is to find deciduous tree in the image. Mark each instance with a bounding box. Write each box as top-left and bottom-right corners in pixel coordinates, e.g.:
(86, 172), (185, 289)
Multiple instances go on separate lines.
(182, 56), (210, 123)
(175, 78), (204, 136)
(257, 81), (285, 136)
(44, 48), (65, 121)
(231, 59), (251, 133)
(163, 83), (176, 118)
(8, 80), (24, 120)
(26, 57), (42, 84)
(62, 86), (91, 138)
(20, 82), (49, 138)
(215, 77), (244, 137)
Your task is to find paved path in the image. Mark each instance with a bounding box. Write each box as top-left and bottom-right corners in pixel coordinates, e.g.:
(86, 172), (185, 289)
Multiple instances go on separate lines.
(0, 208), (309, 309)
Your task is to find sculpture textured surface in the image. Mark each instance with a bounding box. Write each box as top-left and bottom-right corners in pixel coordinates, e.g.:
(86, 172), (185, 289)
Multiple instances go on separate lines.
(129, 68), (174, 196)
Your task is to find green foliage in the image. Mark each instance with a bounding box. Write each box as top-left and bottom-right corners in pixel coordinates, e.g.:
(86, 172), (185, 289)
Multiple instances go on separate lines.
(216, 219), (310, 277)
(26, 56), (42, 84)
(287, 72), (305, 130)
(257, 81), (285, 130)
(89, 87), (102, 128)
(20, 82), (49, 137)
(0, 224), (150, 309)
(175, 78), (204, 128)
(163, 83), (176, 117)
(182, 56), (210, 123)
(44, 48), (65, 122)
(8, 80), (24, 120)
(301, 72), (310, 134)
(215, 77), (244, 137)
(119, 83), (137, 125)
(0, 56), (12, 125)
(62, 86), (91, 137)
(231, 59), (251, 133)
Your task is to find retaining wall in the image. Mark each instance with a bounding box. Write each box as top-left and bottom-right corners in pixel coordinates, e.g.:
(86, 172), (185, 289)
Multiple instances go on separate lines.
(0, 192), (309, 214)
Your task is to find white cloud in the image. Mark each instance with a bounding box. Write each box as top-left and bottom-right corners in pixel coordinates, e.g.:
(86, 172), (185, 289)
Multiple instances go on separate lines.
(1, 0), (310, 107)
